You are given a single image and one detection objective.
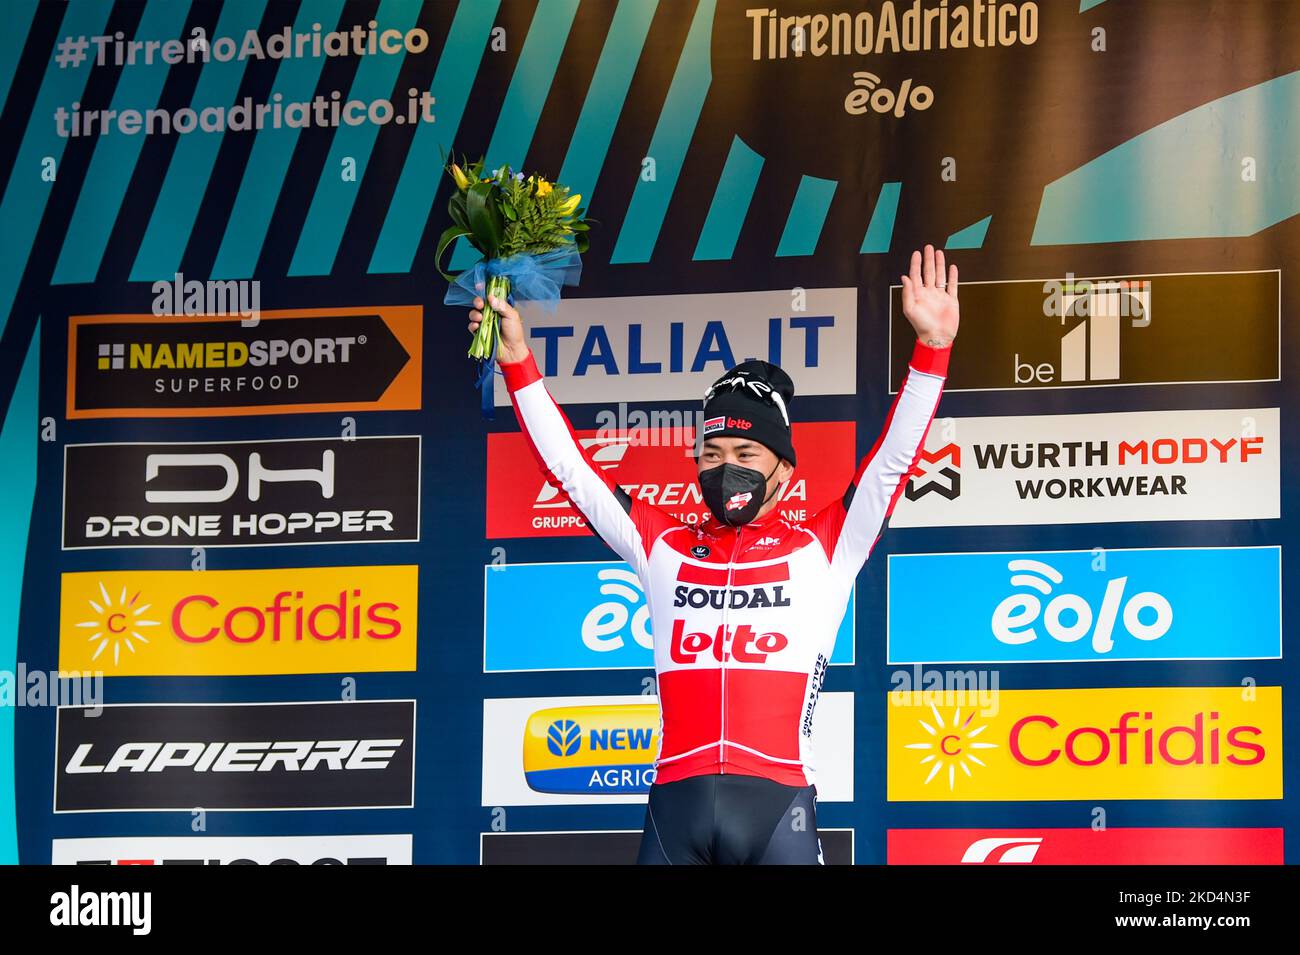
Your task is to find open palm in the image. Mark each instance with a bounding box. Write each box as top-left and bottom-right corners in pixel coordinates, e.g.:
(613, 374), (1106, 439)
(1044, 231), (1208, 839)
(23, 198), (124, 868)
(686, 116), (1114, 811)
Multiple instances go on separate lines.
(901, 244), (959, 347)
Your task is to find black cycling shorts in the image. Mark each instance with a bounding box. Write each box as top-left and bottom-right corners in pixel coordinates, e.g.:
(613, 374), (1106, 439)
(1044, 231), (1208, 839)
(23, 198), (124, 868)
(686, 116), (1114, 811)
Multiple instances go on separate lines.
(636, 772), (824, 865)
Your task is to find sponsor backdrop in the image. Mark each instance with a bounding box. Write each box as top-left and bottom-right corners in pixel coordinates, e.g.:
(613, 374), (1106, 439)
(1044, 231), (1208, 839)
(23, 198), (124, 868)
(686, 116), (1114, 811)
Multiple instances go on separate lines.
(0, 0), (1295, 864)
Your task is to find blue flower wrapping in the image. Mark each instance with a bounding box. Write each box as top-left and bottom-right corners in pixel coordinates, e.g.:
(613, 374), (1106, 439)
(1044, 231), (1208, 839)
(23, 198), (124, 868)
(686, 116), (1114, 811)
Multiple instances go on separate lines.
(444, 247), (583, 418)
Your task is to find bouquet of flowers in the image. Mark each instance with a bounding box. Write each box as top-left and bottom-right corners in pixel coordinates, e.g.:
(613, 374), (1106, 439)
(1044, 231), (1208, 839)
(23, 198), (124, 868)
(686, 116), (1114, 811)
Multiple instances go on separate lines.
(438, 156), (589, 414)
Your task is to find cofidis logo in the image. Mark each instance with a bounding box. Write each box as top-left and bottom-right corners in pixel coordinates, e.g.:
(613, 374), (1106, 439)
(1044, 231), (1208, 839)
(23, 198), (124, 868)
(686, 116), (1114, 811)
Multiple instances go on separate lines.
(522, 705), (659, 794)
(58, 567), (416, 676)
(886, 686), (1281, 801)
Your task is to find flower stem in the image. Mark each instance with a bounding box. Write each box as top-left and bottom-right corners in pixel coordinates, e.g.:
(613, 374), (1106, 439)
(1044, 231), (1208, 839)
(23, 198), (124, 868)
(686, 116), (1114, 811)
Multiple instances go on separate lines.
(469, 274), (511, 360)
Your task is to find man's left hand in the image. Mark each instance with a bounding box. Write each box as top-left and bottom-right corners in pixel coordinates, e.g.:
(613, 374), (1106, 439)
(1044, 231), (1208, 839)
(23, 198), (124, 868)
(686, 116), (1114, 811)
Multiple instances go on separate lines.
(901, 244), (959, 348)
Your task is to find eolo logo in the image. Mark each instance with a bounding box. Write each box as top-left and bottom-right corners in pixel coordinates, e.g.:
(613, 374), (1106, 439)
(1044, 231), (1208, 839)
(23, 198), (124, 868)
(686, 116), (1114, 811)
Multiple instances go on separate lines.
(887, 686), (1281, 801)
(59, 567), (417, 676)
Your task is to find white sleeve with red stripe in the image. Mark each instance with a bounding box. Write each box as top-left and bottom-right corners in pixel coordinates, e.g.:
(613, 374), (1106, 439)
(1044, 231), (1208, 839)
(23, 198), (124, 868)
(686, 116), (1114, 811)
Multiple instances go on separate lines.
(829, 339), (949, 583)
(500, 352), (652, 576)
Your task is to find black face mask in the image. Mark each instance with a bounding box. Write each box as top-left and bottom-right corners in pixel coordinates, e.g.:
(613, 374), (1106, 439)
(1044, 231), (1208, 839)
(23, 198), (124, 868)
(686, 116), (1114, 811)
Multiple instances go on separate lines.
(698, 461), (782, 526)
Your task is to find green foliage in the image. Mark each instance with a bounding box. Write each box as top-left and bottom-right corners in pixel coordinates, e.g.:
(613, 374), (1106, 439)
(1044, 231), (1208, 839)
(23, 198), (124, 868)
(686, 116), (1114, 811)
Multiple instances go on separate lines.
(438, 154), (589, 280)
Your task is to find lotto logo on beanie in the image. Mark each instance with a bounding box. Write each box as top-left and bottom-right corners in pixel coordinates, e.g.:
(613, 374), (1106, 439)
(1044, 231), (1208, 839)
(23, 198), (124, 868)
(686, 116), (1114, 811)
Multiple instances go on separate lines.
(701, 360), (797, 465)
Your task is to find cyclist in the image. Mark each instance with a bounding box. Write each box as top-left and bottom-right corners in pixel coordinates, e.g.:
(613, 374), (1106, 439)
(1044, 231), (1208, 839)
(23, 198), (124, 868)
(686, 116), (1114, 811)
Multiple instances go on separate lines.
(469, 245), (959, 864)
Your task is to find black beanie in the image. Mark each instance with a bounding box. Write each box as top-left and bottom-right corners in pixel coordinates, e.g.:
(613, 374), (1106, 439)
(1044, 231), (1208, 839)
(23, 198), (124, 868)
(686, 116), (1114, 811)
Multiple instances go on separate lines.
(700, 360), (797, 466)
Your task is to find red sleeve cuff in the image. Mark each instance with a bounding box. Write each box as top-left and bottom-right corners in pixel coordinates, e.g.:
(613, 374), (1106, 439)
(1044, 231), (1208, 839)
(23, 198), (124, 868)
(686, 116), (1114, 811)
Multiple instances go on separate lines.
(909, 338), (952, 377)
(499, 350), (543, 392)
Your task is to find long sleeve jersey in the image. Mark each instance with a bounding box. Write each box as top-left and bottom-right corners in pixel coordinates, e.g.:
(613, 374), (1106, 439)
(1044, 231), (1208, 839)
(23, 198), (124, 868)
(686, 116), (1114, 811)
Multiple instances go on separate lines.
(500, 339), (950, 789)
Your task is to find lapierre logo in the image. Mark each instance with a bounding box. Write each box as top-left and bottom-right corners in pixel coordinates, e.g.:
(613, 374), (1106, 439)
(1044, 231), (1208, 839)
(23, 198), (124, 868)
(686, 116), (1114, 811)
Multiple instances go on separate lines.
(522, 704), (660, 794)
(68, 307), (422, 419)
(890, 408), (1280, 529)
(54, 700), (416, 811)
(488, 422), (855, 538)
(50, 885), (150, 935)
(63, 435), (420, 549)
(887, 687), (1282, 801)
(52, 835), (414, 865)
(889, 271), (1280, 393)
(58, 566), (417, 677)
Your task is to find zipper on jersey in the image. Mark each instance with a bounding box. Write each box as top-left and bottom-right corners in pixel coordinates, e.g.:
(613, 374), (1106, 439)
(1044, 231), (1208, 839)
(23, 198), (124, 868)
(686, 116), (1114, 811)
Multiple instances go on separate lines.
(720, 525), (744, 774)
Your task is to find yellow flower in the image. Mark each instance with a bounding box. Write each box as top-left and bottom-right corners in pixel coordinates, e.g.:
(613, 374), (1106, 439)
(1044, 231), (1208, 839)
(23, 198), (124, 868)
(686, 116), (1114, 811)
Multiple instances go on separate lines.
(557, 194), (581, 216)
(449, 163), (471, 191)
(535, 179), (553, 197)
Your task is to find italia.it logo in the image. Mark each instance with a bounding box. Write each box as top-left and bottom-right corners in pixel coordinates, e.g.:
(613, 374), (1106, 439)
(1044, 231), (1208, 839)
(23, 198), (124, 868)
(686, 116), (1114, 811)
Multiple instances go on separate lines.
(903, 705), (998, 790)
(73, 581), (160, 665)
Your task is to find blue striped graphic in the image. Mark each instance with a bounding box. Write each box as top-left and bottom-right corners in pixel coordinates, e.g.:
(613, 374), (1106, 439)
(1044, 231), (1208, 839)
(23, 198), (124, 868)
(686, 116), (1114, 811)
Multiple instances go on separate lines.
(53, 0), (193, 285)
(0, 0), (111, 340)
(285, 0), (418, 277)
(368, 0), (500, 274)
(448, 0), (581, 271)
(1031, 70), (1300, 245)
(776, 174), (836, 257)
(130, 0), (268, 282)
(860, 181), (901, 252)
(946, 213), (991, 249)
(609, 0), (715, 264)
(693, 135), (763, 261)
(211, 0), (345, 278)
(556, 0), (659, 214)
(0, 0), (39, 117)
(0, 319), (39, 865)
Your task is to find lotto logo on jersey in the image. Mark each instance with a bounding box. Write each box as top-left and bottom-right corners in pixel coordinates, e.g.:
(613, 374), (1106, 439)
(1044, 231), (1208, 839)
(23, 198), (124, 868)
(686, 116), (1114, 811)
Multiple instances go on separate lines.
(522, 705), (660, 794)
(886, 686), (1281, 801)
(486, 422), (855, 538)
(669, 621), (789, 664)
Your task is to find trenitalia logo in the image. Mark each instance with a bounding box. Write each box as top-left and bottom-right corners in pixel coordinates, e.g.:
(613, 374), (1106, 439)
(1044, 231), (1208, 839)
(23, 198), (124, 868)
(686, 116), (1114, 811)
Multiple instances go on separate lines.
(58, 567), (417, 676)
(522, 705), (660, 794)
(886, 686), (1282, 801)
(68, 307), (422, 418)
(486, 422), (855, 538)
(886, 828), (1284, 865)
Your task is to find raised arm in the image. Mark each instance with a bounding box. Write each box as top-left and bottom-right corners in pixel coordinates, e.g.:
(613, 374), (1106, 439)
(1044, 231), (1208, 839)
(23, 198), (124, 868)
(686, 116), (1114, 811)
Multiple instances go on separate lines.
(810, 245), (959, 586)
(472, 294), (679, 576)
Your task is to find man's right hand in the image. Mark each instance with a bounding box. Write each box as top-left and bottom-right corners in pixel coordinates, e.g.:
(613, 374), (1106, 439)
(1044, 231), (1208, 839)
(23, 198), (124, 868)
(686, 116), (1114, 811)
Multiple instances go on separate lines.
(469, 294), (530, 364)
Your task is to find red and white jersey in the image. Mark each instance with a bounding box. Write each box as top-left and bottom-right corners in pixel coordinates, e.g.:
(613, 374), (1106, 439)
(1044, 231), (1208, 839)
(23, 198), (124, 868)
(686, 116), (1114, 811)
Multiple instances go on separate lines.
(500, 340), (949, 789)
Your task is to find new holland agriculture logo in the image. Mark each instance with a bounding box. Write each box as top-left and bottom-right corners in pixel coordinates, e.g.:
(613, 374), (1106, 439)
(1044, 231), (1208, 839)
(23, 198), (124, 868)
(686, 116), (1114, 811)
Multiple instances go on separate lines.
(58, 567), (417, 676)
(522, 705), (660, 794)
(886, 686), (1281, 801)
